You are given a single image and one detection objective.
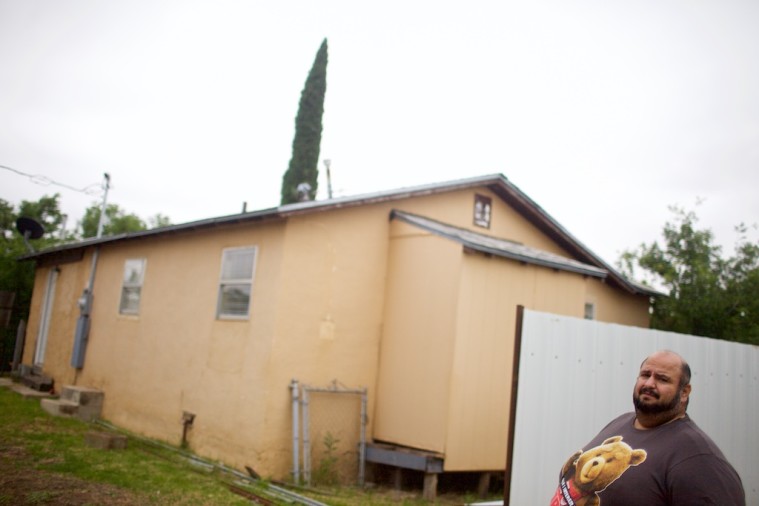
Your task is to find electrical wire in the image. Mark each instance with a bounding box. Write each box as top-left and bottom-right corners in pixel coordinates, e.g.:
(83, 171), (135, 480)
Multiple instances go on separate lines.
(1, 164), (104, 196)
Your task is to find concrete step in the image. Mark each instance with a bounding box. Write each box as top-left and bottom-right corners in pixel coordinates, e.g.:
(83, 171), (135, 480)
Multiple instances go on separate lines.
(19, 370), (54, 392)
(11, 384), (57, 399)
(60, 385), (104, 409)
(40, 385), (104, 422)
(41, 398), (79, 418)
(2, 376), (55, 398)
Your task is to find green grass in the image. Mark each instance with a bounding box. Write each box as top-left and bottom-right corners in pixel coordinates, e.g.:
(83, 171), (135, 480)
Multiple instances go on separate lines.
(0, 383), (501, 505)
(0, 385), (273, 505)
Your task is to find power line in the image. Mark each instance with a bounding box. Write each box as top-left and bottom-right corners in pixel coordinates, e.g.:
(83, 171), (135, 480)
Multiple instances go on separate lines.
(1, 164), (104, 196)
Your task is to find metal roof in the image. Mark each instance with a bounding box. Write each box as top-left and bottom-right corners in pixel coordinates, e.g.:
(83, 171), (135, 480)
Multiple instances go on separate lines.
(19, 173), (510, 261)
(390, 210), (609, 278)
(20, 173), (659, 296)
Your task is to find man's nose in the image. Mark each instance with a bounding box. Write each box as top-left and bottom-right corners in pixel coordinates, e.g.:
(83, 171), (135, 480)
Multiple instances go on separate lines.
(643, 375), (657, 387)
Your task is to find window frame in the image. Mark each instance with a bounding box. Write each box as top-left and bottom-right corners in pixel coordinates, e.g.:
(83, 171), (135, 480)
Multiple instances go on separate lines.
(216, 246), (257, 320)
(473, 194), (492, 229)
(584, 302), (596, 320)
(119, 258), (146, 315)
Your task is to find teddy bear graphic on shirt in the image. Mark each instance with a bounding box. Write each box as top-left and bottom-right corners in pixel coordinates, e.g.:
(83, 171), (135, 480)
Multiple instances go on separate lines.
(551, 436), (647, 506)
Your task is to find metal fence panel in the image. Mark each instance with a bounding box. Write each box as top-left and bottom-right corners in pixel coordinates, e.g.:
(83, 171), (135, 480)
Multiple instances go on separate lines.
(510, 309), (758, 505)
(293, 380), (367, 487)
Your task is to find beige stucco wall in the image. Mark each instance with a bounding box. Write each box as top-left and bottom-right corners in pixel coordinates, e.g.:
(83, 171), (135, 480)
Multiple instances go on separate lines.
(263, 206), (392, 476)
(377, 187), (570, 258)
(444, 253), (590, 471)
(77, 222), (286, 472)
(23, 206), (394, 480)
(373, 221), (462, 452)
(585, 277), (651, 327)
(21, 184), (650, 479)
(23, 222), (289, 475)
(23, 257), (89, 387)
(374, 192), (651, 471)
(374, 229), (599, 471)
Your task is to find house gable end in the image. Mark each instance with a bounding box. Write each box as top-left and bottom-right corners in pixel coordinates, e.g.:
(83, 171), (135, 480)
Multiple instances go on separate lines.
(390, 210), (608, 279)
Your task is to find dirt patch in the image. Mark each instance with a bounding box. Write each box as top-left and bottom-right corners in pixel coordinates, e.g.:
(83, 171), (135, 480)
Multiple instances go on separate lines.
(0, 445), (144, 506)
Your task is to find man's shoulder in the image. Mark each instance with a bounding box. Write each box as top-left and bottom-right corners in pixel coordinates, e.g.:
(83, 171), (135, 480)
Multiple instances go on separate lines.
(671, 416), (730, 457)
(666, 420), (745, 505)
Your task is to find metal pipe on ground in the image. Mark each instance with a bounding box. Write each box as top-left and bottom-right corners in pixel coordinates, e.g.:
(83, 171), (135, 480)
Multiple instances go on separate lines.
(93, 419), (328, 506)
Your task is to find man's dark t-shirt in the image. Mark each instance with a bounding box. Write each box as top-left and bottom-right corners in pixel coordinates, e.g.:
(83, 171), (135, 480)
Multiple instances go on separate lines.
(560, 412), (745, 505)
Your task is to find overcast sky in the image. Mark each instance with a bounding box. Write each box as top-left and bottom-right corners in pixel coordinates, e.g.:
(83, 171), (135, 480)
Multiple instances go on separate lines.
(2, 0), (758, 268)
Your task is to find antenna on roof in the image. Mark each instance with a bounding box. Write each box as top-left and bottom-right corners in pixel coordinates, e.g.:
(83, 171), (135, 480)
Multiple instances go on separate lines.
(323, 159), (333, 199)
(16, 217), (44, 253)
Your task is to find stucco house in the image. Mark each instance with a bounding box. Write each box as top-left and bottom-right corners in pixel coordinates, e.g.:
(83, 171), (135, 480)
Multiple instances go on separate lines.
(18, 174), (656, 495)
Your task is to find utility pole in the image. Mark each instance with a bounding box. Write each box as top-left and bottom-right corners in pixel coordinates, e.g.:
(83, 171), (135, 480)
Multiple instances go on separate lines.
(72, 173), (110, 369)
(95, 173), (110, 239)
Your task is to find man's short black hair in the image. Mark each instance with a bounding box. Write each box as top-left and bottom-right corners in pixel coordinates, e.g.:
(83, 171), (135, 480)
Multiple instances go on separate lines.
(640, 350), (691, 388)
(679, 360), (691, 389)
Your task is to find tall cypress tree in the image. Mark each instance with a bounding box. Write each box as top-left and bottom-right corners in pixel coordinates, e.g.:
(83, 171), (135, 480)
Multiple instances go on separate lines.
(280, 38), (328, 205)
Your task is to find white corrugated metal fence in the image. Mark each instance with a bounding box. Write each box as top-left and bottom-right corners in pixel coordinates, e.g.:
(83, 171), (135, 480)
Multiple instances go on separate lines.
(509, 309), (758, 505)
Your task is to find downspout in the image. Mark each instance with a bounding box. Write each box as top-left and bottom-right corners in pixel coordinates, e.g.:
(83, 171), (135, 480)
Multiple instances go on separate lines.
(291, 379), (300, 484)
(11, 319), (26, 373)
(71, 173), (110, 369)
(302, 387), (311, 485)
(359, 387), (367, 486)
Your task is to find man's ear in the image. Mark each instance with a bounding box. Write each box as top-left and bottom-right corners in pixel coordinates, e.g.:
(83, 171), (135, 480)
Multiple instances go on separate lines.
(680, 383), (692, 403)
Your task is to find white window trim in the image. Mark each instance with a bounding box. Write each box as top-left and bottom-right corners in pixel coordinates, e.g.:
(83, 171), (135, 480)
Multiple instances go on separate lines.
(119, 258), (146, 315)
(216, 246), (257, 320)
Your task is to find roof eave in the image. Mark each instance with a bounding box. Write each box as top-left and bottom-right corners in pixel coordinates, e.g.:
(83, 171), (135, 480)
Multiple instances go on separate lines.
(462, 245), (607, 278)
(485, 178), (655, 296)
(391, 209), (608, 279)
(22, 174), (509, 262)
(19, 173), (662, 297)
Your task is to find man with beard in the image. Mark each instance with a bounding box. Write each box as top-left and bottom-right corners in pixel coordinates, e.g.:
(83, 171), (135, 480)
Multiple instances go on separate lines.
(551, 350), (745, 505)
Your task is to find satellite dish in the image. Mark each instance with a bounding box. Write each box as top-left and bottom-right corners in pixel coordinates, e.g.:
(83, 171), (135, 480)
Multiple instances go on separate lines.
(16, 217), (44, 239)
(16, 217), (45, 253)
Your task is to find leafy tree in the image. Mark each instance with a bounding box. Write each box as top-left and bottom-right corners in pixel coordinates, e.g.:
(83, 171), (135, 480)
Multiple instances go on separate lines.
(17, 194), (67, 238)
(0, 195), (68, 362)
(0, 194), (66, 257)
(0, 199), (15, 235)
(619, 207), (759, 345)
(0, 194), (171, 347)
(722, 225), (759, 342)
(0, 198), (34, 300)
(79, 203), (147, 238)
(148, 213), (172, 229)
(280, 38), (328, 205)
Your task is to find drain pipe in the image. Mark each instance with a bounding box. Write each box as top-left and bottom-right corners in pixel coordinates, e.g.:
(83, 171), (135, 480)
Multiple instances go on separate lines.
(290, 379), (300, 484)
(93, 419), (329, 506)
(359, 387), (367, 486)
(302, 387), (311, 485)
(181, 411), (195, 448)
